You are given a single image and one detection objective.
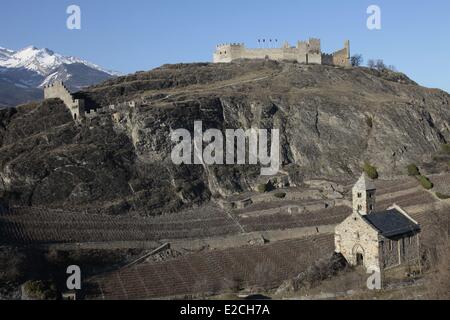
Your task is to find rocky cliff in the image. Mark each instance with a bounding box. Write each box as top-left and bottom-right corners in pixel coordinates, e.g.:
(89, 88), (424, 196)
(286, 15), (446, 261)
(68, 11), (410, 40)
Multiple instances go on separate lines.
(0, 60), (448, 215)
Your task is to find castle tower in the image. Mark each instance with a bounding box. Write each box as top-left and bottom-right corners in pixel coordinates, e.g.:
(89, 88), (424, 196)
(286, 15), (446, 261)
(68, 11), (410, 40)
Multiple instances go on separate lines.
(345, 40), (350, 59)
(352, 173), (376, 215)
(213, 43), (245, 63)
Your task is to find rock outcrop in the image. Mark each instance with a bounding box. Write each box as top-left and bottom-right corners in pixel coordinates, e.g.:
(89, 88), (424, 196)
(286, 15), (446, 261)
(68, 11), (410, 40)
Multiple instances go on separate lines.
(0, 60), (448, 215)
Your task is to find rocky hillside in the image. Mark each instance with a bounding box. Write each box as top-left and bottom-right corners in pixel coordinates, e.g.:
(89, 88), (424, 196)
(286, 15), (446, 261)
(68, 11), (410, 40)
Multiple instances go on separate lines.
(0, 60), (449, 215)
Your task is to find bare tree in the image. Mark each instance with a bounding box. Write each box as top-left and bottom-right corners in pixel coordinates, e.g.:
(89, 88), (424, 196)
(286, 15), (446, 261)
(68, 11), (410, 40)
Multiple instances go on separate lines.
(351, 54), (363, 67)
(367, 59), (376, 69)
(387, 65), (397, 72)
(375, 59), (387, 71)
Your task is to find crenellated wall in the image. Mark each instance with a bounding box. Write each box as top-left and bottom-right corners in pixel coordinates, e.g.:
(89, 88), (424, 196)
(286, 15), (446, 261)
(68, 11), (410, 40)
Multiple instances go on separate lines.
(44, 81), (140, 123)
(44, 81), (85, 122)
(213, 39), (350, 66)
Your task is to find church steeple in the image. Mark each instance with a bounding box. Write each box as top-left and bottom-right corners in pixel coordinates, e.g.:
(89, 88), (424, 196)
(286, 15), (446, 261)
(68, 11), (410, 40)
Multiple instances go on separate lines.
(352, 173), (376, 215)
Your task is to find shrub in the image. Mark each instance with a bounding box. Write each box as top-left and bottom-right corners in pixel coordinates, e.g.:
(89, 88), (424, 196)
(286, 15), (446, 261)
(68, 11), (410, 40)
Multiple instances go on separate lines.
(363, 162), (379, 180)
(436, 192), (450, 200)
(274, 192), (286, 199)
(23, 280), (57, 300)
(407, 164), (420, 176)
(256, 184), (268, 193)
(256, 181), (274, 193)
(442, 144), (450, 154)
(418, 175), (434, 190)
(293, 253), (348, 291)
(365, 116), (373, 128)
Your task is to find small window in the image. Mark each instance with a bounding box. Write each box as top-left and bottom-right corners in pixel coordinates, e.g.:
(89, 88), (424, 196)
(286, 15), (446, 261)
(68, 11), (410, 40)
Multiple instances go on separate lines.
(357, 193), (362, 198)
(389, 240), (393, 251)
(357, 205), (362, 210)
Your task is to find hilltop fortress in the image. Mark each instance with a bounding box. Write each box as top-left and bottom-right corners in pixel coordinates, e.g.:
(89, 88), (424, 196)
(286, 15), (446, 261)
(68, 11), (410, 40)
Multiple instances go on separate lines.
(45, 40), (351, 122)
(214, 38), (351, 67)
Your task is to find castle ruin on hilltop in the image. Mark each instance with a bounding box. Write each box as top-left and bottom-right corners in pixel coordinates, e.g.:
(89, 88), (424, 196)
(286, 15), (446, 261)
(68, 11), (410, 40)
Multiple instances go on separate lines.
(44, 81), (85, 121)
(44, 81), (139, 123)
(213, 38), (350, 66)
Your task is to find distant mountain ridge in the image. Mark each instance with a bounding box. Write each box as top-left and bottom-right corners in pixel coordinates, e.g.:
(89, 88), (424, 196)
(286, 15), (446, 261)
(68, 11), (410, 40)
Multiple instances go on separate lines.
(0, 46), (120, 107)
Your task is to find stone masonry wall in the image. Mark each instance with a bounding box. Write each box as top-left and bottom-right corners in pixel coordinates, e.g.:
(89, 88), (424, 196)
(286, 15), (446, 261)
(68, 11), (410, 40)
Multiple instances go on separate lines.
(44, 81), (85, 121)
(335, 213), (381, 270)
(213, 39), (349, 66)
(333, 48), (351, 67)
(380, 233), (420, 269)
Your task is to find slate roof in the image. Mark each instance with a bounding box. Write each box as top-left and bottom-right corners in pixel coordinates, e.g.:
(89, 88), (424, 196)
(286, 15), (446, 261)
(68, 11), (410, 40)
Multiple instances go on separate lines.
(363, 208), (420, 238)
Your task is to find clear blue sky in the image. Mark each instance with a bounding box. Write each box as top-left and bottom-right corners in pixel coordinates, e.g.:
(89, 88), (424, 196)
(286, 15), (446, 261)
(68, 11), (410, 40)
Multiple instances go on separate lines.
(1, 0), (449, 92)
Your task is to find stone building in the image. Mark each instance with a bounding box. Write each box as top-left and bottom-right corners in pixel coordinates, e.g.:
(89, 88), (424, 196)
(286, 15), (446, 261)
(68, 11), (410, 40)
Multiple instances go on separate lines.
(213, 38), (350, 67)
(335, 174), (421, 275)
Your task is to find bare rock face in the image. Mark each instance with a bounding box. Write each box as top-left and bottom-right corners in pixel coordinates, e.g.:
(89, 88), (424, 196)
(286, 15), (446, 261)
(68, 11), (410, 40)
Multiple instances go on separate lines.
(0, 61), (449, 215)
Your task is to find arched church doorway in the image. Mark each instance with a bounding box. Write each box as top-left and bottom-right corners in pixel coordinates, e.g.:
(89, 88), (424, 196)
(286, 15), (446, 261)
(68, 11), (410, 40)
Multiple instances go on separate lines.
(353, 245), (365, 267)
(356, 253), (364, 266)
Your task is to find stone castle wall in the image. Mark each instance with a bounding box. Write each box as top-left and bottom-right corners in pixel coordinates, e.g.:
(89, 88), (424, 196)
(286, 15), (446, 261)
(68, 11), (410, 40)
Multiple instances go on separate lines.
(44, 81), (85, 121)
(213, 39), (350, 66)
(44, 81), (139, 123)
(331, 40), (350, 67)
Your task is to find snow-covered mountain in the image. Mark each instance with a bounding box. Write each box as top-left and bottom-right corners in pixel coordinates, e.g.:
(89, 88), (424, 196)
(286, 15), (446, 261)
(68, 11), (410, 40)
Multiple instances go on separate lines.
(0, 47), (15, 61)
(0, 46), (121, 107)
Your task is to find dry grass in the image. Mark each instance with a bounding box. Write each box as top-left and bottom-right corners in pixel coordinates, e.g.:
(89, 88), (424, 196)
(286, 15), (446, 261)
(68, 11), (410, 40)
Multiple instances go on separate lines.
(420, 207), (450, 300)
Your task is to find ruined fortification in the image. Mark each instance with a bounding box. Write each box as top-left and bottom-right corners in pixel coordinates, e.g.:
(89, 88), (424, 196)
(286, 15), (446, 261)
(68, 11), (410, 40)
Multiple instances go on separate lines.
(45, 41), (350, 122)
(44, 81), (139, 123)
(213, 39), (350, 66)
(44, 81), (85, 122)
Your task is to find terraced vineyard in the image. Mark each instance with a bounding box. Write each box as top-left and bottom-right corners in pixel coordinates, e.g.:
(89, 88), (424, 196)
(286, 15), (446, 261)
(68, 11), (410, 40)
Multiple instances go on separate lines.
(0, 176), (443, 246)
(375, 177), (419, 196)
(89, 234), (334, 300)
(238, 206), (350, 232)
(375, 177), (437, 210)
(377, 192), (437, 210)
(0, 206), (241, 245)
(0, 203), (352, 245)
